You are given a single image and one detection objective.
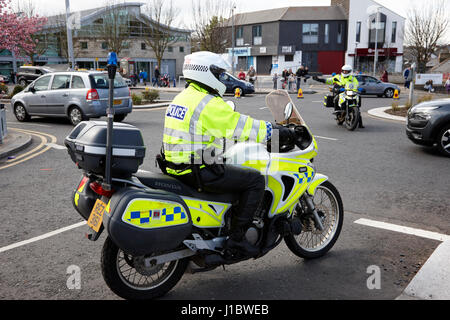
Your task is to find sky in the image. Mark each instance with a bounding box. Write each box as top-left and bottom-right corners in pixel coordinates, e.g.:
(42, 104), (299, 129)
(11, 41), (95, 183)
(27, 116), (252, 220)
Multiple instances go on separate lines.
(10, 0), (450, 42)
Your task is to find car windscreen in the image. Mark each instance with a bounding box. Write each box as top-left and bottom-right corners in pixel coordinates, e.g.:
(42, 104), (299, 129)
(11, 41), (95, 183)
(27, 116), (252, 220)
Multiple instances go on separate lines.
(89, 74), (127, 89)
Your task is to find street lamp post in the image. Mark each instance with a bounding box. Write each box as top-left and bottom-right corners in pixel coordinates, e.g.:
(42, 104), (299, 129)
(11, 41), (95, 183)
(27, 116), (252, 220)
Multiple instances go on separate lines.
(373, 6), (380, 77)
(231, 4), (236, 76)
(65, 0), (75, 69)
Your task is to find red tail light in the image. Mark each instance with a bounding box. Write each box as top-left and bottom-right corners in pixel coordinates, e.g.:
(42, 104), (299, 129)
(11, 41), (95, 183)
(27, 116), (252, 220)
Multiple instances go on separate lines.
(89, 182), (114, 198)
(86, 89), (100, 101)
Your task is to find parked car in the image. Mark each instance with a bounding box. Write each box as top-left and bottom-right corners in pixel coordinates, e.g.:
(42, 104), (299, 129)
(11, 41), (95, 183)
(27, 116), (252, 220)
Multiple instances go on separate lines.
(0, 74), (9, 84)
(11, 71), (133, 126)
(219, 72), (255, 96)
(16, 66), (53, 87)
(406, 98), (450, 157)
(355, 74), (400, 98)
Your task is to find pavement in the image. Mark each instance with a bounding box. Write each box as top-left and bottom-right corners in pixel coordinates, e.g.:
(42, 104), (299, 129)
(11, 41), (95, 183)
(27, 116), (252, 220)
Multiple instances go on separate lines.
(0, 128), (32, 159)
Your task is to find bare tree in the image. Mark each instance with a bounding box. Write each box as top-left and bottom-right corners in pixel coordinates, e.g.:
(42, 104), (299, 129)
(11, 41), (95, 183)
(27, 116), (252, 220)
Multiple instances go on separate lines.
(96, 0), (130, 55)
(143, 0), (178, 69)
(405, 0), (449, 73)
(190, 0), (233, 53)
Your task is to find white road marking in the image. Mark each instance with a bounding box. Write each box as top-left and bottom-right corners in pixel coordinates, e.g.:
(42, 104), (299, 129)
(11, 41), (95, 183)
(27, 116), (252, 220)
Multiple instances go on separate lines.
(259, 107), (268, 110)
(314, 135), (338, 141)
(46, 143), (67, 150)
(0, 221), (87, 254)
(354, 218), (450, 242)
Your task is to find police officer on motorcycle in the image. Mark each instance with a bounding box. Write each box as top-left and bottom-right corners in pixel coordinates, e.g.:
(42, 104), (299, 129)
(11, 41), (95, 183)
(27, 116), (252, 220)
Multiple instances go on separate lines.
(159, 51), (296, 256)
(314, 65), (364, 128)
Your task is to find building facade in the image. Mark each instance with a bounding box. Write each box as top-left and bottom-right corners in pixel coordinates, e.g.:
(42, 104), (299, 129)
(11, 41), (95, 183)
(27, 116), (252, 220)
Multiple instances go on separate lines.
(335, 0), (405, 73)
(226, 6), (348, 75)
(0, 2), (191, 81)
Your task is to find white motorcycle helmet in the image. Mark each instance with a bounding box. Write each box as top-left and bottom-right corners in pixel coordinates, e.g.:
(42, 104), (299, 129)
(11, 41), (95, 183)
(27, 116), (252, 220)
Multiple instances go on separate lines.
(341, 65), (353, 78)
(183, 51), (230, 97)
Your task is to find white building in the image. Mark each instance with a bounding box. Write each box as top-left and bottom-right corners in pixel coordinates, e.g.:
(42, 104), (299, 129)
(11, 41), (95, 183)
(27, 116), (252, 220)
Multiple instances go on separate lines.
(334, 0), (406, 74)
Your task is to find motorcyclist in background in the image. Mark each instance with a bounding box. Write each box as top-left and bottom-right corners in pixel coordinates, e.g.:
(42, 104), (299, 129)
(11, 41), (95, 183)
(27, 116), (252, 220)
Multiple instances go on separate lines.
(314, 65), (364, 128)
(160, 51), (296, 256)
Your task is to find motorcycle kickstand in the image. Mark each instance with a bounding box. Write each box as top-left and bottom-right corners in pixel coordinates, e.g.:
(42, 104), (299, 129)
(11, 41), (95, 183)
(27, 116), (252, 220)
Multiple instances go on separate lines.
(303, 194), (325, 231)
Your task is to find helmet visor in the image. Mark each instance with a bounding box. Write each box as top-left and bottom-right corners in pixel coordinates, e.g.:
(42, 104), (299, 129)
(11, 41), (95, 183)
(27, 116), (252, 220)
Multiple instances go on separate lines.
(210, 64), (226, 80)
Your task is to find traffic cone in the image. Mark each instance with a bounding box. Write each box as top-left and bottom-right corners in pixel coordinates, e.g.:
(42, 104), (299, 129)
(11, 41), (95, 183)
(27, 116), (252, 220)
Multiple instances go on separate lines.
(393, 89), (399, 99)
(235, 88), (241, 98)
(297, 88), (304, 99)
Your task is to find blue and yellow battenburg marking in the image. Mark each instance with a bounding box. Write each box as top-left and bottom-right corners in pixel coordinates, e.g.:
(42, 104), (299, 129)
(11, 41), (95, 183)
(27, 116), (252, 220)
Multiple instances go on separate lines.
(293, 169), (315, 184)
(122, 199), (189, 229)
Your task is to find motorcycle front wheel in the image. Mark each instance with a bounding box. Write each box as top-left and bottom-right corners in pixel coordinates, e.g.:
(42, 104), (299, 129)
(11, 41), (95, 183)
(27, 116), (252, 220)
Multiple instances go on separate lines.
(345, 107), (359, 131)
(101, 237), (189, 300)
(285, 181), (344, 259)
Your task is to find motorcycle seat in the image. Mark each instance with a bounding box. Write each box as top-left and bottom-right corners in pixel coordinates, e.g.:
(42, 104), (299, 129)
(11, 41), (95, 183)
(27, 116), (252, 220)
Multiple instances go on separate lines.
(134, 171), (239, 204)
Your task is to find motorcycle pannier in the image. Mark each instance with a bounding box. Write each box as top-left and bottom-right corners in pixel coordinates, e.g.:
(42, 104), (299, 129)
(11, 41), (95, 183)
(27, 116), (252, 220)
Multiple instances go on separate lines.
(323, 95), (334, 108)
(64, 121), (145, 178)
(102, 187), (192, 256)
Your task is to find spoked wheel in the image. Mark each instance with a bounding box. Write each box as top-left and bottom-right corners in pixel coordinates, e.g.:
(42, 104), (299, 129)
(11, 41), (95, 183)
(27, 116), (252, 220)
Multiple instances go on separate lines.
(285, 181), (344, 259)
(101, 237), (189, 300)
(345, 107), (359, 131)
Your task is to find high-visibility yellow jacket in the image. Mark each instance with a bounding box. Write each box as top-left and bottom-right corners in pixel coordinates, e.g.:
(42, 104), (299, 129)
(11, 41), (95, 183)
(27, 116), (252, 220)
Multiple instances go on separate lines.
(325, 74), (359, 90)
(163, 82), (271, 174)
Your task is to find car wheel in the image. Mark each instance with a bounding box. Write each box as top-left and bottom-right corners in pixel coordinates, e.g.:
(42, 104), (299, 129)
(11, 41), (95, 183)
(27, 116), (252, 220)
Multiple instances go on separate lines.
(19, 79), (27, 87)
(14, 103), (30, 122)
(68, 106), (85, 126)
(113, 114), (126, 122)
(384, 88), (395, 98)
(437, 124), (450, 157)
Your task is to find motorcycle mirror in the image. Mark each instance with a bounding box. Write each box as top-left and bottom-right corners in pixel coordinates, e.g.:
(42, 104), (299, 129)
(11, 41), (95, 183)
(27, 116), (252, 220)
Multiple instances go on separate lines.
(226, 100), (236, 111)
(284, 102), (293, 121)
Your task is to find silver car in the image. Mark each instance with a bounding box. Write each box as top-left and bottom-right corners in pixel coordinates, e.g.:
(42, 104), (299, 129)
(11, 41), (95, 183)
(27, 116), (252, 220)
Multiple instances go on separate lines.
(11, 71), (133, 125)
(355, 75), (401, 98)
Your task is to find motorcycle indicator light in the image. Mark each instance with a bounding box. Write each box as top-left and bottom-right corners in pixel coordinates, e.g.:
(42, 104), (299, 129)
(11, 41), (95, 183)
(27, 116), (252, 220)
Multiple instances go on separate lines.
(89, 181), (114, 198)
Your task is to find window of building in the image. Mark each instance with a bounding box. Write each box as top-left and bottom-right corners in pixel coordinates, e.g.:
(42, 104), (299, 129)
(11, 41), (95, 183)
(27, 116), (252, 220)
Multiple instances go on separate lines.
(236, 26), (244, 46)
(101, 42), (108, 50)
(324, 24), (329, 44)
(252, 25), (262, 45)
(141, 43), (146, 50)
(285, 55), (294, 62)
(80, 42), (88, 49)
(337, 23), (343, 44)
(180, 46), (184, 52)
(356, 21), (361, 43)
(391, 21), (397, 43)
(168, 46), (173, 53)
(302, 23), (319, 44)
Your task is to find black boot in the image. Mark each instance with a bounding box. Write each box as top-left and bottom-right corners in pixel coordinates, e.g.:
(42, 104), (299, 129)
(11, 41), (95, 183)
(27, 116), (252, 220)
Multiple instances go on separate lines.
(226, 228), (259, 257)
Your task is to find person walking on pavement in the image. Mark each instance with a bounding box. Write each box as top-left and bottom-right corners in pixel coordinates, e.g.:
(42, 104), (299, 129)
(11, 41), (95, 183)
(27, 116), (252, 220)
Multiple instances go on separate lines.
(403, 66), (412, 89)
(381, 70), (389, 82)
(445, 77), (450, 95)
(247, 66), (257, 85)
(154, 65), (161, 87)
(296, 65), (305, 91)
(160, 51), (296, 257)
(238, 69), (246, 81)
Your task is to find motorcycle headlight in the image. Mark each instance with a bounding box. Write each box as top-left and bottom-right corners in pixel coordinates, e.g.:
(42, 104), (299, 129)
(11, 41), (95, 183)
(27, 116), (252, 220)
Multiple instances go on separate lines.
(346, 90), (355, 96)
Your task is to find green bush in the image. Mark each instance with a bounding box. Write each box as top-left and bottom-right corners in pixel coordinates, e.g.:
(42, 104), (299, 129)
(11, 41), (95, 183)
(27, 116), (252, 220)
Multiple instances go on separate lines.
(0, 83), (8, 95)
(131, 93), (142, 105)
(9, 85), (24, 98)
(142, 89), (159, 103)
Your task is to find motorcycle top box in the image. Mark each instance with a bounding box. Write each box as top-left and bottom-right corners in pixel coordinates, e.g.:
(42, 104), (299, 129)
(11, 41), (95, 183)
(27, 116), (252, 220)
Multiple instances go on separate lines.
(65, 121), (146, 178)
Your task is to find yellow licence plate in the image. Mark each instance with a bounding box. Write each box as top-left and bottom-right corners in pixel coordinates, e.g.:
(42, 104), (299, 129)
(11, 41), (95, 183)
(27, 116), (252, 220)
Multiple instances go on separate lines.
(87, 199), (107, 232)
(113, 100), (122, 105)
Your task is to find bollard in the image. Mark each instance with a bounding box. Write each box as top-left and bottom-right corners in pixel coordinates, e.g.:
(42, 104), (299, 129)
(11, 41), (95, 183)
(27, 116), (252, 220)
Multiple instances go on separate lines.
(0, 104), (7, 144)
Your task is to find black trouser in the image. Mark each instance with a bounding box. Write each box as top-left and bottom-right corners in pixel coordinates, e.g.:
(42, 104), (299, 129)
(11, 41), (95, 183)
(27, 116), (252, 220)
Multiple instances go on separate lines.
(176, 165), (265, 239)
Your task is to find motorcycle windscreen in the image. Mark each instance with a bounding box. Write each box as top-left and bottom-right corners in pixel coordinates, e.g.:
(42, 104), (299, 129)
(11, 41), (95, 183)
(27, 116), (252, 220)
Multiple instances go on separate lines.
(265, 90), (306, 125)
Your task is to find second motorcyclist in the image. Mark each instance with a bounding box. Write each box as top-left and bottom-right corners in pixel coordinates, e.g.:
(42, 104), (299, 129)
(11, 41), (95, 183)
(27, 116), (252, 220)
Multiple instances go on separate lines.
(314, 65), (364, 128)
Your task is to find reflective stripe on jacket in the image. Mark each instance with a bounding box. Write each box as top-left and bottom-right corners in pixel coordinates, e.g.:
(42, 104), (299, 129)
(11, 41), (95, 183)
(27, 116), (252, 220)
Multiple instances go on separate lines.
(163, 82), (269, 173)
(325, 74), (359, 90)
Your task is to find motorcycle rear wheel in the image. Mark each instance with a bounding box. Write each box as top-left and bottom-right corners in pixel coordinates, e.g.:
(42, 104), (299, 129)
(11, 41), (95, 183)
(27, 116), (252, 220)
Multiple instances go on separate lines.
(101, 236), (189, 300)
(285, 181), (343, 259)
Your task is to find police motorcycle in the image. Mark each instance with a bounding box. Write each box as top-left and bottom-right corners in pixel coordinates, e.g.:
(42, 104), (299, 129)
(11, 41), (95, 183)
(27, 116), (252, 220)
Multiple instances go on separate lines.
(65, 89), (343, 300)
(324, 83), (362, 131)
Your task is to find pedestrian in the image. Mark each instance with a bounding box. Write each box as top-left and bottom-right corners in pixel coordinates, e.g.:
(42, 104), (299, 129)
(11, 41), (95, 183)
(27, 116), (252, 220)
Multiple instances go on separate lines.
(288, 69), (295, 91)
(303, 66), (310, 83)
(247, 66), (257, 85)
(445, 78), (450, 95)
(143, 70), (148, 86)
(153, 65), (161, 87)
(295, 65), (305, 91)
(403, 66), (411, 89)
(381, 70), (389, 82)
(272, 73), (278, 89)
(424, 80), (435, 93)
(10, 70), (15, 84)
(281, 69), (289, 89)
(238, 69), (246, 81)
